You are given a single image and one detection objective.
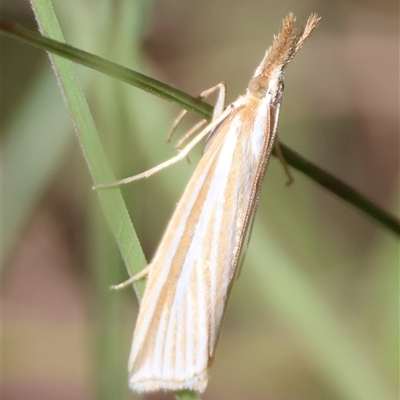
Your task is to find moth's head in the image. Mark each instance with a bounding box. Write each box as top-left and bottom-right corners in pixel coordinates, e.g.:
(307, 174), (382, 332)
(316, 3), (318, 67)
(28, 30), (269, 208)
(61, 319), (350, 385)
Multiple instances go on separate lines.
(246, 13), (319, 101)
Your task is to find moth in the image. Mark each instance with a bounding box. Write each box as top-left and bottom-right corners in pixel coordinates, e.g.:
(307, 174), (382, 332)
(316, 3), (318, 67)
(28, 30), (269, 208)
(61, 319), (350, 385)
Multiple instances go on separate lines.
(99, 12), (320, 393)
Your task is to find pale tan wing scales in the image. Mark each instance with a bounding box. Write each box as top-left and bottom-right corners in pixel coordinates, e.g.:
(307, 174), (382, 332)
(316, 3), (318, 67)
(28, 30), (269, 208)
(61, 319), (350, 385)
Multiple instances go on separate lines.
(128, 97), (271, 392)
(126, 13), (320, 393)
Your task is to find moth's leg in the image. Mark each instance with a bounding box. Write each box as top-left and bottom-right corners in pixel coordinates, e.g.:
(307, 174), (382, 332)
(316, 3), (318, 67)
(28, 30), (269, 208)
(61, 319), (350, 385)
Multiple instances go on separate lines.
(167, 82), (227, 146)
(110, 266), (150, 290)
(93, 104), (233, 189)
(271, 100), (294, 185)
(274, 138), (294, 185)
(174, 120), (207, 151)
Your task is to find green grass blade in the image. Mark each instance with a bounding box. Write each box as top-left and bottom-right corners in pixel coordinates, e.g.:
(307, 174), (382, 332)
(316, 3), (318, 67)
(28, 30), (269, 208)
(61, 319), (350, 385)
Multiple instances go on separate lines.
(27, 1), (199, 399)
(29, 0), (146, 295)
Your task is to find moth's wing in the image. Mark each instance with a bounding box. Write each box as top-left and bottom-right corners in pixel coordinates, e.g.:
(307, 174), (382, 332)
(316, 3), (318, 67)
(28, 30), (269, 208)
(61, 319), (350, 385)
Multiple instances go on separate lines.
(235, 97), (279, 280)
(128, 99), (271, 393)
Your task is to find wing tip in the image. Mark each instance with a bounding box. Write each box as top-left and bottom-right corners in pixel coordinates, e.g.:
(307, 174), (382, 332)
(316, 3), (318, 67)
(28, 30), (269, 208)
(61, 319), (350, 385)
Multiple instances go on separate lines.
(129, 371), (209, 393)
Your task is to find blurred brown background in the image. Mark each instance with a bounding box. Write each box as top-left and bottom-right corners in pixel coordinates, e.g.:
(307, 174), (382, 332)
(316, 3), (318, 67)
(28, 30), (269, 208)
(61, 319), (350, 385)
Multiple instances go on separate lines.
(2, 1), (399, 399)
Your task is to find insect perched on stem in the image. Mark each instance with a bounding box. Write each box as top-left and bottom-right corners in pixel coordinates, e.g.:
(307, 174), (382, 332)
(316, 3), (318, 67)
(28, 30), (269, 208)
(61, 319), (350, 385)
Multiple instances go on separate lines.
(96, 12), (320, 393)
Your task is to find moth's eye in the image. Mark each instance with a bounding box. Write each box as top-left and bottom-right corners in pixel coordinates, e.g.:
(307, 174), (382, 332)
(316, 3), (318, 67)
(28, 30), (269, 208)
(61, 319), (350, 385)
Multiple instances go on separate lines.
(248, 76), (268, 99)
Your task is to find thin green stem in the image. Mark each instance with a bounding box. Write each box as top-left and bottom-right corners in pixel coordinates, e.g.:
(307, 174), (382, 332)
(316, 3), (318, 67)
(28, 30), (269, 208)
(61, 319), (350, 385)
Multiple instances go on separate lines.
(1, 20), (398, 236)
(279, 145), (400, 236)
(0, 20), (211, 119)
